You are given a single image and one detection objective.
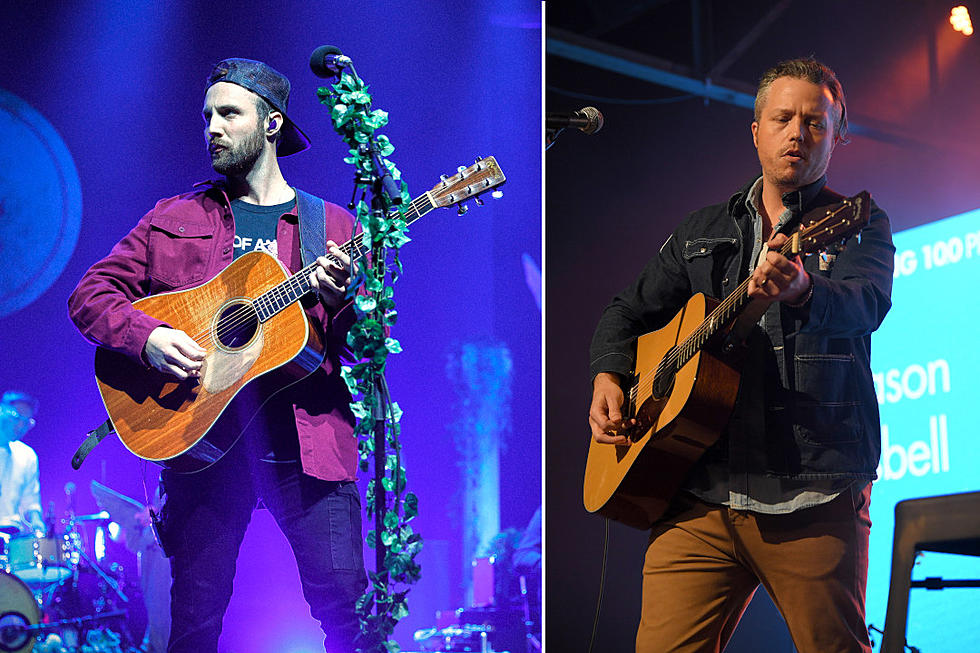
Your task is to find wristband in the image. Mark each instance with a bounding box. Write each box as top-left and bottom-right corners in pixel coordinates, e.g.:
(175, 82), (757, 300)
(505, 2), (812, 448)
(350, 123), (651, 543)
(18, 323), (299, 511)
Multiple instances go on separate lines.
(785, 276), (814, 308)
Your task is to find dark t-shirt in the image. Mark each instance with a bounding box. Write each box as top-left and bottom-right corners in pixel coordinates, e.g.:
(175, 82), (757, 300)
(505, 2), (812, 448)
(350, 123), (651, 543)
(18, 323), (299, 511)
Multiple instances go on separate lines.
(230, 197), (301, 463)
(230, 197), (295, 260)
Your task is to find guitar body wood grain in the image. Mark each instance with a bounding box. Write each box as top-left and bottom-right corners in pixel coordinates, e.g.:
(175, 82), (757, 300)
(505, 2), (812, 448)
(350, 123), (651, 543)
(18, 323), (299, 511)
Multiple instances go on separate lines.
(94, 251), (325, 473)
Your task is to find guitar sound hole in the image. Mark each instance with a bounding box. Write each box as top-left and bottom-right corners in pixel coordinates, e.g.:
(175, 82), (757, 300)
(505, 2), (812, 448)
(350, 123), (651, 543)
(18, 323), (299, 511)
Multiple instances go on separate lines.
(213, 300), (259, 350)
(652, 350), (677, 399)
(652, 371), (675, 399)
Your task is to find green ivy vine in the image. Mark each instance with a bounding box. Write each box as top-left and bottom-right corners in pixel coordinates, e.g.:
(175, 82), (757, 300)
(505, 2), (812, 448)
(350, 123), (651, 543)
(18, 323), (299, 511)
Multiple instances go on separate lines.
(317, 70), (421, 653)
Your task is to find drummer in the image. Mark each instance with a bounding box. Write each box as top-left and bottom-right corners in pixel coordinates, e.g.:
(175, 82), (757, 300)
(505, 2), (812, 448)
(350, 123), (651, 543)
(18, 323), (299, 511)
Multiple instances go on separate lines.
(0, 390), (45, 537)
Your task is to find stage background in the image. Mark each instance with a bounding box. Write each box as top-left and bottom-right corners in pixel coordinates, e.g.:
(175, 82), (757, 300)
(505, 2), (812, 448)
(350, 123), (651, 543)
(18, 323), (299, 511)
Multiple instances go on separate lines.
(0, 2), (540, 650)
(546, 1), (980, 651)
(867, 207), (980, 650)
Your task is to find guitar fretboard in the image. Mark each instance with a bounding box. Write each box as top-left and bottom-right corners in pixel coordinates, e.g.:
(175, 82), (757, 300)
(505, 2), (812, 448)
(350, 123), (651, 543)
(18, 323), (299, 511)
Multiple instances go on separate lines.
(667, 195), (862, 374)
(254, 192), (436, 323)
(669, 237), (797, 372)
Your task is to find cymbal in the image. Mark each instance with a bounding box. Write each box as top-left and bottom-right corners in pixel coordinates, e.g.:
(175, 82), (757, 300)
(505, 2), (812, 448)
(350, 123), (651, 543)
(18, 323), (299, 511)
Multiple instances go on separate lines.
(89, 480), (145, 533)
(0, 518), (24, 536)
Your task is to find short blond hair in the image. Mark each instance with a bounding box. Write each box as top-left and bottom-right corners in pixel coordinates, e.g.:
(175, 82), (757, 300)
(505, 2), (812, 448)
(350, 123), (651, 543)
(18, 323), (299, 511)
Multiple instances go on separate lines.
(754, 57), (848, 143)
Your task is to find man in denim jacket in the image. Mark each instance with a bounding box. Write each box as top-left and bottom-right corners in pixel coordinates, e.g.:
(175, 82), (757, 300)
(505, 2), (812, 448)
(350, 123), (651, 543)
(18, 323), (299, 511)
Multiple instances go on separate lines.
(589, 58), (894, 653)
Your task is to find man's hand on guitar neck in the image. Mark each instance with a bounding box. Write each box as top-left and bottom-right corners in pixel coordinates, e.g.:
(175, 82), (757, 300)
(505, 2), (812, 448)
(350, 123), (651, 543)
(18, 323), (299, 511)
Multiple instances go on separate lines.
(145, 327), (206, 381)
(747, 233), (813, 306)
(309, 240), (353, 313)
(590, 372), (636, 445)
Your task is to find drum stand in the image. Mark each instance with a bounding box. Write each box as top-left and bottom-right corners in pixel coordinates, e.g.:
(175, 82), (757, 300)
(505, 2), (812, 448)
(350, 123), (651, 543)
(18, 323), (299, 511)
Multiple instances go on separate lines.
(38, 516), (134, 651)
(71, 543), (129, 604)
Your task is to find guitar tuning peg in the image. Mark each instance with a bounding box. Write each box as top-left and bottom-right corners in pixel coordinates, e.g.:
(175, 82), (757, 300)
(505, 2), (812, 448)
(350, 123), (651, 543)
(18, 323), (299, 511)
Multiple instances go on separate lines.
(474, 156), (483, 162)
(440, 174), (449, 181)
(457, 203), (469, 216)
(457, 166), (466, 174)
(491, 190), (503, 199)
(474, 196), (484, 206)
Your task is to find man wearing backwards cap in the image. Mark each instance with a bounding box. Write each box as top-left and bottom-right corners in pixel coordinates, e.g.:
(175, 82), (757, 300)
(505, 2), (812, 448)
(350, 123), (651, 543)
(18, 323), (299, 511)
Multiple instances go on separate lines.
(69, 58), (366, 652)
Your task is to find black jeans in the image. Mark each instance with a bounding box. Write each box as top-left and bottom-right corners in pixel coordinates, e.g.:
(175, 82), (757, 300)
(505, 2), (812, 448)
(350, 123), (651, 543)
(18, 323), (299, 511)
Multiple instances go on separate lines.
(158, 445), (366, 653)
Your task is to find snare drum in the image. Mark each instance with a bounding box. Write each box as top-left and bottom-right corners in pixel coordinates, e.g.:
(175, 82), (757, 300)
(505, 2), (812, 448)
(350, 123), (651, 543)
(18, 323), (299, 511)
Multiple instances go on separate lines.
(0, 569), (41, 653)
(7, 533), (72, 585)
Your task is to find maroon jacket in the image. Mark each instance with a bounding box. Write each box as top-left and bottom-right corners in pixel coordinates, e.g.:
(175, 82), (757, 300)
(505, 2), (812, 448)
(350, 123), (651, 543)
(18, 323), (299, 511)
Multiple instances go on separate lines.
(68, 180), (359, 481)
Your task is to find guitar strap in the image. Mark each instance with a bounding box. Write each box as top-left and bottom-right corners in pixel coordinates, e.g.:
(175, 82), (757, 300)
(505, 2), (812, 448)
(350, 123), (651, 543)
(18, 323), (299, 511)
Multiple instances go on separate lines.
(71, 418), (115, 470)
(294, 188), (327, 268)
(295, 188), (359, 268)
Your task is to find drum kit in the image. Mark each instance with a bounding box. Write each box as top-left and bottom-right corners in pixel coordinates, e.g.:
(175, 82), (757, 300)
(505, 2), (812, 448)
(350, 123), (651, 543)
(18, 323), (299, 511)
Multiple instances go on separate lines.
(0, 511), (142, 653)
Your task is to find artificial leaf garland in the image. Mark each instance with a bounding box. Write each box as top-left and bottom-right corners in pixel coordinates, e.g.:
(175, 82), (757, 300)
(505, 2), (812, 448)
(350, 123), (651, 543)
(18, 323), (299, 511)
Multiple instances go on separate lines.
(318, 71), (421, 653)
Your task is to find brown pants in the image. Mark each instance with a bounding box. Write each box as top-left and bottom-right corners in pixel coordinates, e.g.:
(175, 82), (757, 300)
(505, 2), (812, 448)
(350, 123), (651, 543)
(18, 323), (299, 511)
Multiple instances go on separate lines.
(636, 484), (872, 653)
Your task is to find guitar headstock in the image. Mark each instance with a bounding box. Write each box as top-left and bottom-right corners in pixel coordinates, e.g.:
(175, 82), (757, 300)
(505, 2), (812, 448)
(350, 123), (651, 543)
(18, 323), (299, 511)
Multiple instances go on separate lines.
(792, 191), (871, 256)
(427, 156), (506, 215)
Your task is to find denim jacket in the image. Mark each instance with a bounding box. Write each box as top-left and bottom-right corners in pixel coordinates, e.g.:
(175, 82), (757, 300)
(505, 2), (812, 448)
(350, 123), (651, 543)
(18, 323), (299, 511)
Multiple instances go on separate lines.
(589, 175), (895, 479)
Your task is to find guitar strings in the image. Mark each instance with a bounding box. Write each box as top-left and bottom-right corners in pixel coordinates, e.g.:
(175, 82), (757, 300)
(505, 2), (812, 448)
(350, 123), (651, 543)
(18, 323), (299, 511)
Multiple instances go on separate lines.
(179, 164), (492, 352)
(182, 193), (432, 347)
(629, 236), (787, 402)
(186, 158), (499, 347)
(178, 193), (433, 353)
(627, 205), (853, 404)
(628, 272), (754, 404)
(182, 243), (358, 350)
(629, 207), (850, 402)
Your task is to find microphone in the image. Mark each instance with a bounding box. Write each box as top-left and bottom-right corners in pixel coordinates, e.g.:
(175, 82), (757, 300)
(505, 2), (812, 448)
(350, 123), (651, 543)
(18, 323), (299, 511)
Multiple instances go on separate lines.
(310, 45), (352, 78)
(546, 107), (604, 135)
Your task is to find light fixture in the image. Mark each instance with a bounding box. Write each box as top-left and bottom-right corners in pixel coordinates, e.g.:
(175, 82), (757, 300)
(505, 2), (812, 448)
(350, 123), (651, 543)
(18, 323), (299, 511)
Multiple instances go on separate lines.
(951, 5), (973, 36)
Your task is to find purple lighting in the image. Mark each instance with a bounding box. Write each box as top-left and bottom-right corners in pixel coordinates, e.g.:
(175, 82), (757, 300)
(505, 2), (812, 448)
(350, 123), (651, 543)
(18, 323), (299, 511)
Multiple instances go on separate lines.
(0, 0), (541, 650)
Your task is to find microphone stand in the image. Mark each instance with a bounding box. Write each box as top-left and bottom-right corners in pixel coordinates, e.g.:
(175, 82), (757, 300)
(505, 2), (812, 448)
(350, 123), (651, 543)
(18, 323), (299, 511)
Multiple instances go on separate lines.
(313, 51), (418, 653)
(361, 137), (401, 583)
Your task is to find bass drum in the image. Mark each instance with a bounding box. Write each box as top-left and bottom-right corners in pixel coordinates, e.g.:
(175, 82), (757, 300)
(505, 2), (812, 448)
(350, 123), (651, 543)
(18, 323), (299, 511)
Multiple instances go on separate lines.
(0, 569), (40, 653)
(6, 533), (73, 586)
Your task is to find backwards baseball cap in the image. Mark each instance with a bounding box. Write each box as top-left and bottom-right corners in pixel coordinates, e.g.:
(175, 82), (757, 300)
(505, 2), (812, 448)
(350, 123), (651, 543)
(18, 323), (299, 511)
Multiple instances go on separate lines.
(206, 57), (311, 157)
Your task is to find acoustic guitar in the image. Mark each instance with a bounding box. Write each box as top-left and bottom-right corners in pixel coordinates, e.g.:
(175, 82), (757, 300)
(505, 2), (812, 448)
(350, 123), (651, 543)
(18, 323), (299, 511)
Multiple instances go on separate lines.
(93, 157), (505, 473)
(583, 192), (871, 529)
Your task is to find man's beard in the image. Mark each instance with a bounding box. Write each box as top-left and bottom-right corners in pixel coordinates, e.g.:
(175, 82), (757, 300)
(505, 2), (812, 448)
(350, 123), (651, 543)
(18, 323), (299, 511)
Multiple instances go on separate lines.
(210, 124), (264, 177)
